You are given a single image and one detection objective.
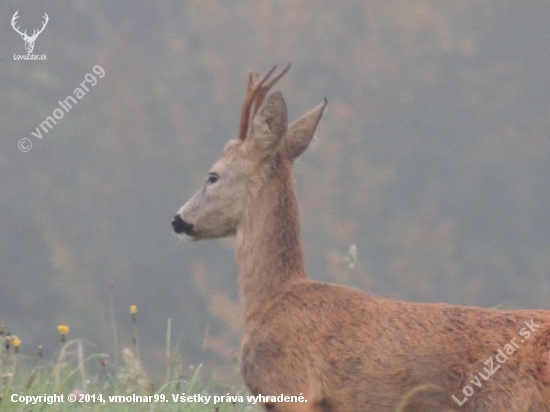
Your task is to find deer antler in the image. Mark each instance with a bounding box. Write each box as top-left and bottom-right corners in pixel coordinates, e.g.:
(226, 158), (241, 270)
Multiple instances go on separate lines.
(31, 13), (49, 40)
(238, 63), (291, 141)
(11, 11), (48, 40)
(11, 11), (26, 37)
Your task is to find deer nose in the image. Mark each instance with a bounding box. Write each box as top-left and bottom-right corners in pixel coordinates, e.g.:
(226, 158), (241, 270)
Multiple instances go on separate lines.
(172, 214), (195, 235)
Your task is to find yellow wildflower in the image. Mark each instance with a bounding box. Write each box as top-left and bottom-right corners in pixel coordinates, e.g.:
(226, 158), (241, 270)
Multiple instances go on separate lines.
(57, 325), (69, 342)
(130, 305), (137, 322)
(13, 337), (21, 353)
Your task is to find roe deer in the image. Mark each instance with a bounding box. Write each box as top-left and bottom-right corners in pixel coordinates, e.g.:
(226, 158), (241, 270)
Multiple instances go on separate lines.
(172, 65), (550, 411)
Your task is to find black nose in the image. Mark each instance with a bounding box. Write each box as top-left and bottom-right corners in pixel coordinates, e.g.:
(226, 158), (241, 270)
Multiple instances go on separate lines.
(172, 214), (195, 235)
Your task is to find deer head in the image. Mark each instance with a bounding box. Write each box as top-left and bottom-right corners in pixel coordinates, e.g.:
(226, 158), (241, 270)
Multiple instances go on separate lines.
(12, 11), (49, 54)
(172, 64), (327, 241)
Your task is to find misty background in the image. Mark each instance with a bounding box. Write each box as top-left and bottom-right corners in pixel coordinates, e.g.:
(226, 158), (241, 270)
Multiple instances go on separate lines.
(2, 0), (550, 383)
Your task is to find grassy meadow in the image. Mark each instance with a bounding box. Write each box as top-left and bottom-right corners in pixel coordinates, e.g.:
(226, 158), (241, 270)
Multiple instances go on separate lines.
(0, 305), (255, 412)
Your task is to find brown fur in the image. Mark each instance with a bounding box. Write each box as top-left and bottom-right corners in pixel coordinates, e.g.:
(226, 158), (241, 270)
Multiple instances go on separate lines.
(173, 66), (550, 411)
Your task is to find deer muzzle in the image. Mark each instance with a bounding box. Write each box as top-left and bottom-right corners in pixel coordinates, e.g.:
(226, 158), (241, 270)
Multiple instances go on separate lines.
(172, 215), (196, 236)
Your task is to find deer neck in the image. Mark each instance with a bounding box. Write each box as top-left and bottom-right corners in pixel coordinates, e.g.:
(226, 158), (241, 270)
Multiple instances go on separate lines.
(236, 156), (309, 326)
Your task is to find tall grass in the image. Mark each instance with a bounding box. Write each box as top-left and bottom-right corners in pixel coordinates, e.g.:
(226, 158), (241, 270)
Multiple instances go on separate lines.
(0, 299), (254, 411)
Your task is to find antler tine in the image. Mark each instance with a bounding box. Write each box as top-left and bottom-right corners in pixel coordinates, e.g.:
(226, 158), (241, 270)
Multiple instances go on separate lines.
(35, 13), (49, 37)
(263, 63), (291, 91)
(12, 10), (19, 26)
(250, 63), (291, 122)
(238, 64), (291, 141)
(11, 11), (26, 36)
(238, 74), (258, 140)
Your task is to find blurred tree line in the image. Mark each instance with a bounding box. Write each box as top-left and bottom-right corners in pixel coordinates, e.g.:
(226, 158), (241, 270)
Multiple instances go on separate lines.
(1, 0), (550, 382)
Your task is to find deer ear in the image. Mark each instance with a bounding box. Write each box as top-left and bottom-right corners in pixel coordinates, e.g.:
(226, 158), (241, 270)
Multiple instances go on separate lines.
(282, 98), (327, 161)
(250, 91), (288, 156)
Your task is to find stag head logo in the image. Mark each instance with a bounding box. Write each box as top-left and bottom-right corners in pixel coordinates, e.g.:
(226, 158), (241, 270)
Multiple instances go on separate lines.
(12, 11), (49, 54)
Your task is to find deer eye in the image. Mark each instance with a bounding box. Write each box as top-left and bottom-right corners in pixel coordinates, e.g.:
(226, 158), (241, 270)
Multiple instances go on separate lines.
(207, 172), (219, 185)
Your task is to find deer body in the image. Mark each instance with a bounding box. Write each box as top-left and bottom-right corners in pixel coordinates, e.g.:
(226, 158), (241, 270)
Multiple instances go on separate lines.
(173, 66), (550, 411)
